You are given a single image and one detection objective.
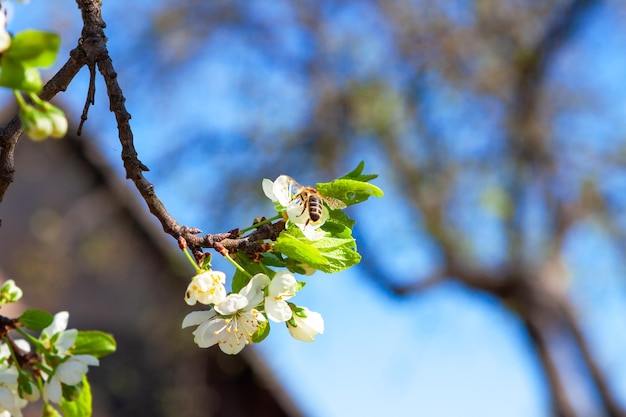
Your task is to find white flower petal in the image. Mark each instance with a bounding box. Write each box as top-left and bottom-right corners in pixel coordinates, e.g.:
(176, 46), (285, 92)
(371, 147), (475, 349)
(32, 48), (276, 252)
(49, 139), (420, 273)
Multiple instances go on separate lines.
(268, 271), (297, 297)
(43, 311), (69, 337)
(13, 340), (30, 353)
(192, 318), (225, 348)
(0, 387), (15, 410)
(265, 299), (292, 322)
(185, 270), (227, 306)
(214, 294), (248, 315)
(73, 354), (100, 367)
(0, 368), (18, 386)
(218, 332), (246, 355)
(262, 178), (277, 201)
(56, 360), (88, 385)
(182, 310), (216, 328)
(301, 225), (326, 241)
(44, 376), (62, 404)
(288, 308), (324, 342)
(273, 175), (296, 207)
(238, 274), (270, 308)
(56, 329), (78, 353)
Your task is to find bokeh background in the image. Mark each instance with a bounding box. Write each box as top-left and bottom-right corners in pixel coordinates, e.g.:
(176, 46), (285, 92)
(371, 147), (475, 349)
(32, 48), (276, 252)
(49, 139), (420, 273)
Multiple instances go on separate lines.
(2, 0), (626, 416)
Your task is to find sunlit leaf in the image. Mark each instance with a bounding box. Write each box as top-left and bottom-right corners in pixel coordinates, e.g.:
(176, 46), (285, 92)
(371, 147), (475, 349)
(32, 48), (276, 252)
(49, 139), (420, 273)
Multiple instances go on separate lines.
(18, 309), (53, 330)
(0, 58), (43, 91)
(71, 331), (117, 358)
(60, 376), (92, 417)
(4, 30), (61, 68)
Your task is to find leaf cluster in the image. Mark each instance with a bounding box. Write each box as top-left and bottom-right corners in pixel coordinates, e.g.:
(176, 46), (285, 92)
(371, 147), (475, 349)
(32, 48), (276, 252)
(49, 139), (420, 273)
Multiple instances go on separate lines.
(0, 30), (61, 92)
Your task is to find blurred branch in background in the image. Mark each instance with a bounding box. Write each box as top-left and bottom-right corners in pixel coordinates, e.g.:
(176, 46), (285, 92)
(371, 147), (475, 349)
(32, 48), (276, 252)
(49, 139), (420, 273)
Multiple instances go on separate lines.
(135, 0), (625, 417)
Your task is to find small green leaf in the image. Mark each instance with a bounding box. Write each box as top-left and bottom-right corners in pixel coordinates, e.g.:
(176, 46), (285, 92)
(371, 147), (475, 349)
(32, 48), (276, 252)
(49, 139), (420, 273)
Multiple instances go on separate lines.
(260, 252), (287, 268)
(0, 58), (43, 91)
(199, 254), (212, 270)
(339, 161), (379, 182)
(317, 178), (384, 206)
(60, 376), (92, 417)
(71, 331), (116, 358)
(4, 30), (61, 68)
(232, 252), (268, 293)
(19, 309), (53, 330)
(252, 319), (270, 343)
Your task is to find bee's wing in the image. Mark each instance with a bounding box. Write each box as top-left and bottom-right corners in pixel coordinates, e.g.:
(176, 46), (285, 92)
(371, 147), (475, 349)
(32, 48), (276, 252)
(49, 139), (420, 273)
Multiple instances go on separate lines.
(322, 196), (347, 210)
(283, 176), (304, 200)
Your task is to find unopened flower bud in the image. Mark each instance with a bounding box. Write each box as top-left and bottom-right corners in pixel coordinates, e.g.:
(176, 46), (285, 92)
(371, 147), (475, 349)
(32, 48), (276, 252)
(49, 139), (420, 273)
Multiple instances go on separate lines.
(20, 105), (52, 141)
(0, 279), (23, 304)
(47, 109), (68, 138)
(37, 101), (68, 138)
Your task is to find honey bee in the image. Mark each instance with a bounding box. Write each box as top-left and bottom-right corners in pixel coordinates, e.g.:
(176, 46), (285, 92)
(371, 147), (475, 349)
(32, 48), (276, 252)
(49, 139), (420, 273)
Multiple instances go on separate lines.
(285, 177), (347, 225)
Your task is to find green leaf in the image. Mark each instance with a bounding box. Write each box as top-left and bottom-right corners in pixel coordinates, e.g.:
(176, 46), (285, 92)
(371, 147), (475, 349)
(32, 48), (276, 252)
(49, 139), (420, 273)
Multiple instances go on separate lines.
(274, 229), (328, 267)
(275, 227), (360, 274)
(323, 211), (356, 233)
(60, 376), (92, 417)
(0, 58), (43, 91)
(252, 319), (270, 343)
(339, 161), (379, 182)
(317, 178), (384, 206)
(19, 309), (53, 330)
(4, 30), (61, 68)
(260, 252), (287, 268)
(70, 331), (117, 358)
(310, 234), (361, 273)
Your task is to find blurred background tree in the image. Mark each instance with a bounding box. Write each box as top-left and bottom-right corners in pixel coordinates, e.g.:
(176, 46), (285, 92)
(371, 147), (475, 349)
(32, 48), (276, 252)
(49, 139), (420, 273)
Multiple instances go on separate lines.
(3, 0), (626, 416)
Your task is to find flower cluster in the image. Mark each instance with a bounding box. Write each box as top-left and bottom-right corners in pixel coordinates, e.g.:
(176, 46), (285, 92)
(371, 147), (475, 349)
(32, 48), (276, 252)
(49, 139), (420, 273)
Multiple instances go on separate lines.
(16, 93), (68, 141)
(0, 341), (31, 417)
(0, 3), (66, 141)
(183, 270), (324, 355)
(0, 279), (116, 417)
(183, 165), (382, 355)
(39, 312), (100, 405)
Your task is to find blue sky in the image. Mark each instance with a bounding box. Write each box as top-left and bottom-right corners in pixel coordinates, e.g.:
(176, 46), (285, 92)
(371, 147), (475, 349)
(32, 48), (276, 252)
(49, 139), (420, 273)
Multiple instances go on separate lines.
(6, 1), (626, 416)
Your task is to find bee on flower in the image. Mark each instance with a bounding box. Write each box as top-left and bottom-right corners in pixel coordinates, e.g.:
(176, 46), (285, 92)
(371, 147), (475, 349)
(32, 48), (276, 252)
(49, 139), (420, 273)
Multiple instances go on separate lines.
(262, 175), (346, 240)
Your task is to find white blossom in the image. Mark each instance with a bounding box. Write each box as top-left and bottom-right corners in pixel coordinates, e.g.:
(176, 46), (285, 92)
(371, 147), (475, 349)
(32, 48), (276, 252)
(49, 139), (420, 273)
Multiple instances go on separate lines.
(41, 311), (77, 357)
(44, 355), (99, 404)
(265, 272), (297, 322)
(287, 307), (324, 342)
(0, 376), (27, 417)
(184, 270), (227, 306)
(263, 175), (328, 240)
(0, 280), (22, 304)
(182, 274), (270, 355)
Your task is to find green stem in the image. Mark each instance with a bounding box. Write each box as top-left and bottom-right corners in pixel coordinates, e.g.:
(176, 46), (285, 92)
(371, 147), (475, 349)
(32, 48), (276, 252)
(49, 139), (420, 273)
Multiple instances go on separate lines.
(13, 90), (28, 108)
(183, 247), (202, 273)
(28, 92), (45, 105)
(223, 252), (252, 279)
(239, 214), (284, 235)
(14, 327), (43, 348)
